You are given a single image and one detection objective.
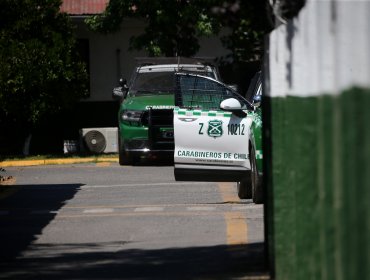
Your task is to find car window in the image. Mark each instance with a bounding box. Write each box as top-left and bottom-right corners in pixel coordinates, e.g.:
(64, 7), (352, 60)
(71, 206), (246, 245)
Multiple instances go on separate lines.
(245, 71), (261, 102)
(175, 74), (250, 110)
(131, 72), (175, 94)
(130, 70), (217, 95)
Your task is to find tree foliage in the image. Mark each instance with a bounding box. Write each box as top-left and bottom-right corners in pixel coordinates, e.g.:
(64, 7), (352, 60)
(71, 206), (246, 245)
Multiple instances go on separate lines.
(0, 0), (88, 130)
(86, 0), (272, 62)
(87, 0), (220, 57)
(212, 0), (273, 62)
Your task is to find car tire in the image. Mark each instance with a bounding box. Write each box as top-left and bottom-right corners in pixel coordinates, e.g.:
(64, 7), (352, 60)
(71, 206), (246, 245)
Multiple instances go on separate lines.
(118, 136), (133, 165)
(237, 176), (252, 199)
(250, 146), (263, 204)
(119, 149), (133, 165)
(119, 150), (140, 166)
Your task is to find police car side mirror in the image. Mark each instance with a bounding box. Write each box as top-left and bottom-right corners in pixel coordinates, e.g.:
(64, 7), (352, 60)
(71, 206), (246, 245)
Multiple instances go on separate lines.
(113, 87), (124, 100)
(113, 78), (129, 100)
(220, 98), (242, 111)
(119, 78), (127, 87)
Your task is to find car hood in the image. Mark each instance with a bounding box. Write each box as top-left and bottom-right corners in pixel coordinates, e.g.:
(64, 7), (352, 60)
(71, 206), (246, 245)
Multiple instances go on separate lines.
(121, 94), (175, 111)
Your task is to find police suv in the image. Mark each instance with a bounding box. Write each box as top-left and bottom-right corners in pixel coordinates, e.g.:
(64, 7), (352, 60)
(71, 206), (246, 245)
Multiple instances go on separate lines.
(113, 57), (220, 165)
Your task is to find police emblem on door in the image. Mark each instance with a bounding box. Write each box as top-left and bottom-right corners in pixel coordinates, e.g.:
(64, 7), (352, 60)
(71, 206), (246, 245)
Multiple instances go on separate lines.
(207, 120), (223, 138)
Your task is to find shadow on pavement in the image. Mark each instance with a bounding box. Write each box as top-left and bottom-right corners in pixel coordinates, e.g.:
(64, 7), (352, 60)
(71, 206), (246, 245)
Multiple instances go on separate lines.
(0, 183), (268, 279)
(0, 242), (267, 279)
(0, 184), (82, 262)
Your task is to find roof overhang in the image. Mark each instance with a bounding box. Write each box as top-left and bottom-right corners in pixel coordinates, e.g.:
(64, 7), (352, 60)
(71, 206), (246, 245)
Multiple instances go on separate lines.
(60, 0), (109, 16)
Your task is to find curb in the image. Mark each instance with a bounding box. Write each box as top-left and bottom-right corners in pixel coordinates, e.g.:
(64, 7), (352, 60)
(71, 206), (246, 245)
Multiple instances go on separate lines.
(0, 157), (118, 167)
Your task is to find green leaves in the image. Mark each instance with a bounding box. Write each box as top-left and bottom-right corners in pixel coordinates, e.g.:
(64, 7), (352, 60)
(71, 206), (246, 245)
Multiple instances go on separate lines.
(86, 0), (221, 57)
(86, 0), (271, 62)
(197, 14), (215, 37)
(0, 0), (88, 129)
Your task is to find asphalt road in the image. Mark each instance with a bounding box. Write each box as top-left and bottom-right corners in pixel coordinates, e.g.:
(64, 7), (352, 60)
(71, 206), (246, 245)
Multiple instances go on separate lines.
(0, 162), (267, 279)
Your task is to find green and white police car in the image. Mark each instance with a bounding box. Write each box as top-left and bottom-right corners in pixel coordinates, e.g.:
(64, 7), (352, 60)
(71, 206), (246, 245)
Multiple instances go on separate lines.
(173, 72), (263, 203)
(113, 57), (220, 165)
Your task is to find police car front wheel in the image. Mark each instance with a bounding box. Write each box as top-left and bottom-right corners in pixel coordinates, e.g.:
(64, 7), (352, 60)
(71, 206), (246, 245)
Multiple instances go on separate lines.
(237, 176), (252, 199)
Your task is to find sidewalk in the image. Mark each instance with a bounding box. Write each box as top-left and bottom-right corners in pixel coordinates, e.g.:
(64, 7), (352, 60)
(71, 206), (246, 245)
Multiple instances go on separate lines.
(0, 156), (118, 167)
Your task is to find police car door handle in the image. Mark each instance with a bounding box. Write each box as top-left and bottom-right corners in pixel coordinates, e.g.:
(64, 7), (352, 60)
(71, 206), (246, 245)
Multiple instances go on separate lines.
(178, 117), (198, 122)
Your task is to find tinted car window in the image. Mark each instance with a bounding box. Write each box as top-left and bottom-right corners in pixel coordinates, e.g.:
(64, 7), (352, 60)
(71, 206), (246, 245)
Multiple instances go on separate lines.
(176, 74), (249, 110)
(245, 71), (261, 102)
(131, 72), (175, 94)
(131, 70), (217, 95)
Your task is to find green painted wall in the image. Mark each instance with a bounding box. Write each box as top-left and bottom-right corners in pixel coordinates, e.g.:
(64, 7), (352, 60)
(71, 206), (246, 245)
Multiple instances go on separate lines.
(266, 88), (370, 279)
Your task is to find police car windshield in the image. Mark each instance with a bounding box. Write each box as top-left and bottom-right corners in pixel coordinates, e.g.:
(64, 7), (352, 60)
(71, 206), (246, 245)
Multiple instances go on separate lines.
(131, 71), (215, 95)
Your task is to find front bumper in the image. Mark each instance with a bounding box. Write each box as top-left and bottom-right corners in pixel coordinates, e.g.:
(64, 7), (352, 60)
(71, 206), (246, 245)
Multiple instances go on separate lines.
(120, 108), (175, 153)
(124, 138), (174, 153)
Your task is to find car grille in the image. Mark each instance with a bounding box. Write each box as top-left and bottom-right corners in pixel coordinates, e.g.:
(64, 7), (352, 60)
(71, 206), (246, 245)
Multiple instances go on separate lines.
(142, 109), (174, 151)
(141, 109), (173, 126)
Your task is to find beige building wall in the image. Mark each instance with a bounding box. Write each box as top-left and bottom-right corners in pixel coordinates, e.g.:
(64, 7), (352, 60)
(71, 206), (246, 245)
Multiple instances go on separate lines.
(73, 18), (230, 102)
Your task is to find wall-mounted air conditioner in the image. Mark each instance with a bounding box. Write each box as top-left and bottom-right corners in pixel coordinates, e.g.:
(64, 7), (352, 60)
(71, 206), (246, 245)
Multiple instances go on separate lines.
(80, 127), (118, 154)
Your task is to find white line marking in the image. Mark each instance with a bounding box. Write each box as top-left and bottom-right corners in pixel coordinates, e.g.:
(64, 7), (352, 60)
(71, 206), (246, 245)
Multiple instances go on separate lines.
(31, 210), (59, 215)
(80, 182), (212, 189)
(232, 205), (263, 211)
(83, 208), (114, 214)
(134, 207), (164, 212)
(187, 206), (216, 211)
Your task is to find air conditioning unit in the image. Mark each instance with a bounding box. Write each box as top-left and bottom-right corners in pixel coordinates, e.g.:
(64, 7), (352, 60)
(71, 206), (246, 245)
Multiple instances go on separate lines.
(80, 127), (118, 154)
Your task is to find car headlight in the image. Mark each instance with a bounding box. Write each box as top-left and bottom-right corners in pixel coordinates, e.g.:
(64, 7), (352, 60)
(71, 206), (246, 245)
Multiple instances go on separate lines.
(121, 110), (143, 122)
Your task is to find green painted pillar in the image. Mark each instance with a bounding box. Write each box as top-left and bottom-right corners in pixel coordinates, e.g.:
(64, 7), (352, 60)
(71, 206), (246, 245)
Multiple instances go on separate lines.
(266, 90), (370, 279)
(264, 1), (370, 279)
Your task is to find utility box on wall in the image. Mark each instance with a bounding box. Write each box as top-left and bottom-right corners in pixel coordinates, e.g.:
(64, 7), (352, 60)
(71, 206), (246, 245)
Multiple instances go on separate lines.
(80, 127), (118, 154)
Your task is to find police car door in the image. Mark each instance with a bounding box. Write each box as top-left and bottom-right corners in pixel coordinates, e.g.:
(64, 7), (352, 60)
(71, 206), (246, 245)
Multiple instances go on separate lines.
(173, 73), (253, 182)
